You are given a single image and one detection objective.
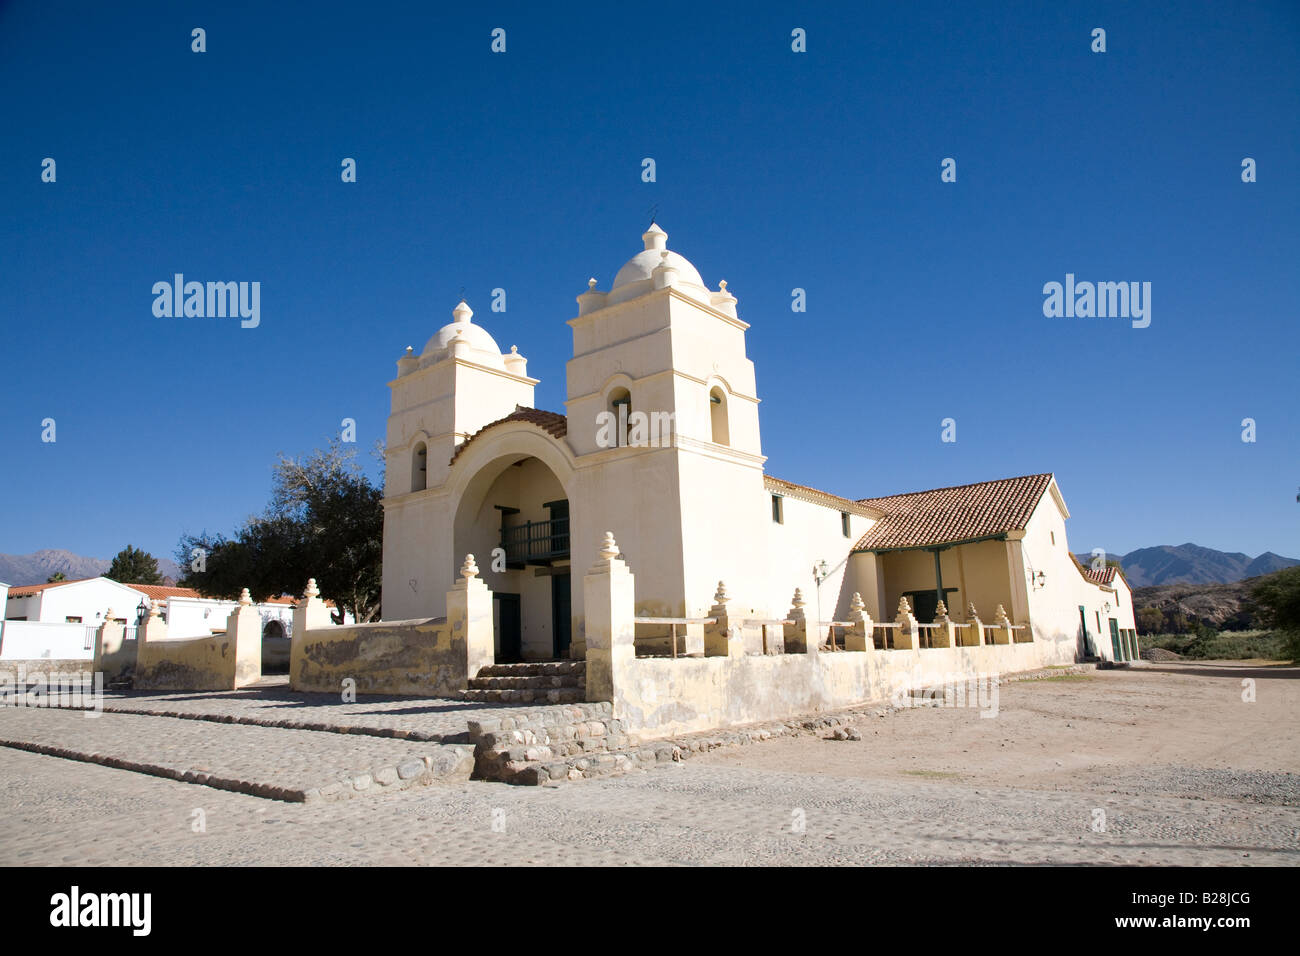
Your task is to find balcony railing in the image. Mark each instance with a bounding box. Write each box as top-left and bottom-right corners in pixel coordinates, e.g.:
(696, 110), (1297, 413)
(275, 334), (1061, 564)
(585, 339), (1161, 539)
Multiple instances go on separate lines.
(500, 516), (570, 566)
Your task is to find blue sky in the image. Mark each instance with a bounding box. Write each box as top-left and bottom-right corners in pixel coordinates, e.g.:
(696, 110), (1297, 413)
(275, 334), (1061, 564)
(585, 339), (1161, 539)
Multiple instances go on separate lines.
(1, 0), (1297, 567)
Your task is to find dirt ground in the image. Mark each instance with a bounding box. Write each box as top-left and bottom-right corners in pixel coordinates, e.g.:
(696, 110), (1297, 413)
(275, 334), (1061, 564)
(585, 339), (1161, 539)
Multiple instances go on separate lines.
(698, 661), (1300, 801)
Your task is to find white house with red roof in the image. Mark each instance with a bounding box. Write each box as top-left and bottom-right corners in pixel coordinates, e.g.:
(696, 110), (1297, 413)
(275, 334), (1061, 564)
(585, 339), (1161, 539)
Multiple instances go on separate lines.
(379, 223), (1139, 666)
(0, 577), (341, 661)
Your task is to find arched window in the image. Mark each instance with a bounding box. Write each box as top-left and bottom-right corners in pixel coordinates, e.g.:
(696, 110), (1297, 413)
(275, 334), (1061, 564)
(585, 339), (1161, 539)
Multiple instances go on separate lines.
(709, 386), (729, 446)
(608, 388), (631, 447)
(263, 619), (285, 640)
(411, 442), (427, 492)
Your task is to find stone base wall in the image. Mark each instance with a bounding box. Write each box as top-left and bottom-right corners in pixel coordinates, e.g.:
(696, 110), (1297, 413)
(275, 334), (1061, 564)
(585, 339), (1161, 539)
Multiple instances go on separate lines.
(291, 617), (464, 696)
(614, 637), (1076, 738)
(136, 636), (244, 691)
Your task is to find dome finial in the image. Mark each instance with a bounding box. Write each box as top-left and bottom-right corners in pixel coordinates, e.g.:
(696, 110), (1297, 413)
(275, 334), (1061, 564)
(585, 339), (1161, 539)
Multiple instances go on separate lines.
(642, 222), (667, 252)
(452, 300), (473, 324)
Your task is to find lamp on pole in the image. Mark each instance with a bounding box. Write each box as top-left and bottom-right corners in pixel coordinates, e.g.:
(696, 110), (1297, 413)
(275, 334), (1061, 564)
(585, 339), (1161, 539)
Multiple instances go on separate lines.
(812, 559), (830, 649)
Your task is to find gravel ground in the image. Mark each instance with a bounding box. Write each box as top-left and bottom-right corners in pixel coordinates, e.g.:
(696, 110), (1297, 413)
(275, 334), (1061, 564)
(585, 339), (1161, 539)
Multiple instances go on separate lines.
(0, 661), (1295, 866)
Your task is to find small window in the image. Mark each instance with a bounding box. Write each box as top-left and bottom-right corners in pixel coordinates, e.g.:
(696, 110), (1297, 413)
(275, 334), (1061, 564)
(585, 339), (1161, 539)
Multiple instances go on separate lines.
(411, 442), (428, 492)
(771, 494), (784, 524)
(841, 512), (851, 538)
(709, 386), (729, 446)
(608, 388), (632, 447)
(65, 616), (82, 623)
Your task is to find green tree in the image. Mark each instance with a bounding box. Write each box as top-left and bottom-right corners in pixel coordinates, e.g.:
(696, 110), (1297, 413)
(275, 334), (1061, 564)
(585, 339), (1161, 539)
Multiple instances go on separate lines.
(106, 545), (163, 585)
(1251, 566), (1300, 660)
(45, 571), (66, 583)
(177, 440), (383, 622)
(1136, 605), (1164, 635)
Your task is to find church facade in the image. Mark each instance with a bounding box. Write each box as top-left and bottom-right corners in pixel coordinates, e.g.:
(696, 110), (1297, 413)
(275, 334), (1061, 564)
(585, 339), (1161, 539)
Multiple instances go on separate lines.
(380, 224), (1139, 667)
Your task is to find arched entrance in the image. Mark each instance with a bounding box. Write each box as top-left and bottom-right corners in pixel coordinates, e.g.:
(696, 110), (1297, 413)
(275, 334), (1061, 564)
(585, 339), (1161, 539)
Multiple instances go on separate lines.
(453, 451), (574, 662)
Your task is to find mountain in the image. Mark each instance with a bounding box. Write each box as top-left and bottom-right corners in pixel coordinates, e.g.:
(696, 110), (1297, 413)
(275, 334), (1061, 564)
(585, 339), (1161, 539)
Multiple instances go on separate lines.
(0, 549), (181, 587)
(1076, 544), (1298, 588)
(1131, 578), (1261, 631)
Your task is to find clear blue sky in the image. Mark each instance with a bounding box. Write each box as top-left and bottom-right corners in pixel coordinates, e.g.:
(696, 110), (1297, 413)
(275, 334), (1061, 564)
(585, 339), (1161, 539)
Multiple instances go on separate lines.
(2, 0), (1297, 566)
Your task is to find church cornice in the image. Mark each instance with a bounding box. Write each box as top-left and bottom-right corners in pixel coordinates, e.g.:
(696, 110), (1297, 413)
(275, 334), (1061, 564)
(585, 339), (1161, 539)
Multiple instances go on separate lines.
(566, 285), (750, 332)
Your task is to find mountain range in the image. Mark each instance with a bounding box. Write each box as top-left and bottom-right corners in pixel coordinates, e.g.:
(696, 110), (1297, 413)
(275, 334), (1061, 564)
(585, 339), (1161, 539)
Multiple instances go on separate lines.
(0, 549), (182, 587)
(3, 543), (1293, 591)
(1077, 543), (1298, 588)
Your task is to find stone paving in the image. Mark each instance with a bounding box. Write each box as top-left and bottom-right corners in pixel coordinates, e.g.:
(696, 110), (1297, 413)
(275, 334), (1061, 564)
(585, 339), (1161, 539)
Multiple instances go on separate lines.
(1, 665), (1297, 865)
(0, 707), (472, 802)
(1, 744), (1296, 866)
(61, 677), (529, 742)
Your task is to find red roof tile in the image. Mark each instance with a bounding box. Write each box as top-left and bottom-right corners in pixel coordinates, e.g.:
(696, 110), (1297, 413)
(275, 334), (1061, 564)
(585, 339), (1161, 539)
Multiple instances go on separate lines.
(1080, 565), (1117, 585)
(854, 473), (1055, 551)
(449, 406), (568, 465)
(6, 577), (99, 597)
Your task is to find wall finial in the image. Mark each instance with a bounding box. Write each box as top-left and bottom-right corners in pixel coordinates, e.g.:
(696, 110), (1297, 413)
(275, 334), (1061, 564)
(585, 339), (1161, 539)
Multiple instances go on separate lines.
(598, 532), (619, 561)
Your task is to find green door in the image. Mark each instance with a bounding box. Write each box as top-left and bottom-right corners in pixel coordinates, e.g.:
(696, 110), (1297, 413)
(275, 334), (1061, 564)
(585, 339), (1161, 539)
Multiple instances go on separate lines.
(1109, 619), (1122, 660)
(494, 593), (521, 663)
(551, 574), (572, 659)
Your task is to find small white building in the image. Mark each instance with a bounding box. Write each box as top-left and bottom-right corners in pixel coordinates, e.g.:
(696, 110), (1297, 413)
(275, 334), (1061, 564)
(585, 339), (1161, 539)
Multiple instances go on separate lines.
(0, 577), (347, 661)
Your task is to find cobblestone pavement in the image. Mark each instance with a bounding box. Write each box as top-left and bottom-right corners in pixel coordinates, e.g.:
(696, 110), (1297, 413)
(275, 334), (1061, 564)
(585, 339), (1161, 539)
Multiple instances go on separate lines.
(78, 678), (530, 742)
(2, 666), (1297, 865)
(2, 744), (1296, 866)
(0, 707), (463, 801)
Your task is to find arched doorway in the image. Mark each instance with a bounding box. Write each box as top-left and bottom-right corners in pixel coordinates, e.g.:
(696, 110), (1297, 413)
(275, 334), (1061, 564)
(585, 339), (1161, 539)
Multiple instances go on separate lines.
(453, 452), (573, 662)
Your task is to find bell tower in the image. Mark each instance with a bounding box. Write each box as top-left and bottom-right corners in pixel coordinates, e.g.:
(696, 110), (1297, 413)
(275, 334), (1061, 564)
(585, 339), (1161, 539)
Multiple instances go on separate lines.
(563, 224), (771, 619)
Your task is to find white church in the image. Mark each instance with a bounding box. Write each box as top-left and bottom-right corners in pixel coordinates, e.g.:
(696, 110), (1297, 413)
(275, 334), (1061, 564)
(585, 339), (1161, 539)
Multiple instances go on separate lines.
(380, 224), (1139, 666)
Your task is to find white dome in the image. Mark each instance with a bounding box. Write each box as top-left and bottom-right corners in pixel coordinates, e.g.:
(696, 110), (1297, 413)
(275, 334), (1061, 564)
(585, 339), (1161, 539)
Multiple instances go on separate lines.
(421, 301), (504, 366)
(607, 224), (710, 305)
(613, 250), (706, 291)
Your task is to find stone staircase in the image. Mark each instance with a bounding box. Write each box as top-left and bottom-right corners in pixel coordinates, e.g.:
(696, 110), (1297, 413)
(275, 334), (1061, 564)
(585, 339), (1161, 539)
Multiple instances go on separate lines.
(460, 661), (586, 705)
(468, 701), (683, 785)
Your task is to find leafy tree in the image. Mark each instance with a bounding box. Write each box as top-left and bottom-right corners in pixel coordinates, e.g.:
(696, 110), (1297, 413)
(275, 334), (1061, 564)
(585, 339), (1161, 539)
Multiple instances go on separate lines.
(1252, 566), (1300, 660)
(177, 440), (383, 622)
(1252, 567), (1300, 631)
(106, 545), (163, 585)
(45, 571), (66, 583)
(1136, 605), (1164, 635)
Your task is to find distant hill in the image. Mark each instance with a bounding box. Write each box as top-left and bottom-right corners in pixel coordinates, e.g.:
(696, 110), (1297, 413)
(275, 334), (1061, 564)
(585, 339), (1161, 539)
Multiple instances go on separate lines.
(1131, 578), (1261, 632)
(0, 549), (181, 587)
(1076, 544), (1299, 588)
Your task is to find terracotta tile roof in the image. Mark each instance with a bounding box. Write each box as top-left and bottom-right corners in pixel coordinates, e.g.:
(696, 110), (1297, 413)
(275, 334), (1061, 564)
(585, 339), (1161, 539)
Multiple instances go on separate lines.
(853, 473), (1055, 551)
(6, 578), (326, 607)
(132, 584), (202, 600)
(6, 577), (99, 597)
(449, 406), (568, 465)
(1080, 564), (1117, 585)
(1071, 553), (1130, 590)
(764, 476), (885, 518)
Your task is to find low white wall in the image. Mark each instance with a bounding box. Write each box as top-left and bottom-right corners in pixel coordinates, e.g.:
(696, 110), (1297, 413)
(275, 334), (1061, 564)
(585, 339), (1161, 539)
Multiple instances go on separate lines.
(615, 636), (1077, 738)
(0, 621), (94, 661)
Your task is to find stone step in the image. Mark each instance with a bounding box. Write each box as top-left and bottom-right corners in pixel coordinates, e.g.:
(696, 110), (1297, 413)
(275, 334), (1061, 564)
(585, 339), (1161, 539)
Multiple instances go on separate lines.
(466, 703), (679, 785)
(476, 661), (586, 678)
(467, 675), (582, 691)
(460, 687), (584, 705)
